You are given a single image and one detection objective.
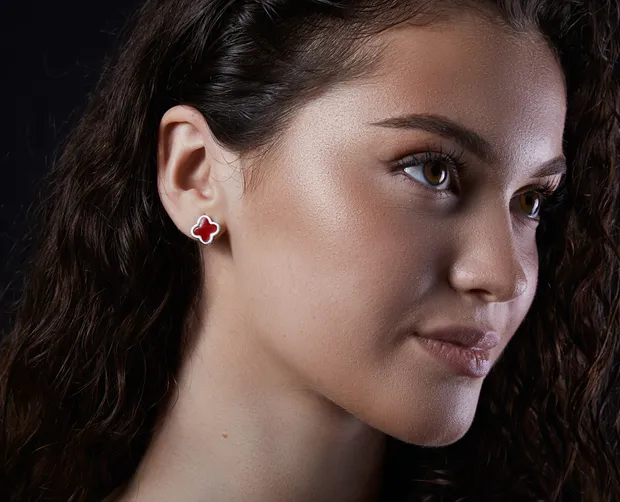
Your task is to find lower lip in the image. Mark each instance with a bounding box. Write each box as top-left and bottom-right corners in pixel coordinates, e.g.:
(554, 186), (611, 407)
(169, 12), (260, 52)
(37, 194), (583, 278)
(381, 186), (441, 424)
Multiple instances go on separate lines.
(413, 336), (494, 378)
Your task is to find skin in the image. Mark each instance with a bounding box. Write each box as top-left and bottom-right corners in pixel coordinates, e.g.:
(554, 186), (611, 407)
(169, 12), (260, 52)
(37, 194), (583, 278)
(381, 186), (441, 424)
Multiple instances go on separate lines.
(110, 10), (567, 502)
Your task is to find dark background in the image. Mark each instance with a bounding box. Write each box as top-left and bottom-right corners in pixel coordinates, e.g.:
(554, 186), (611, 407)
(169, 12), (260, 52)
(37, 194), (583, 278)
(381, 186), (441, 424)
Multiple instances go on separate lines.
(0, 0), (142, 331)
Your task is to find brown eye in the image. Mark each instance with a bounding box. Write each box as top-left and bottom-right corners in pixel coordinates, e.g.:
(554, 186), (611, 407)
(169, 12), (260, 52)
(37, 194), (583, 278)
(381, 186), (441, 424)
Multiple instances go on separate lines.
(399, 150), (463, 194)
(404, 159), (452, 190)
(423, 160), (449, 186)
(519, 190), (541, 218)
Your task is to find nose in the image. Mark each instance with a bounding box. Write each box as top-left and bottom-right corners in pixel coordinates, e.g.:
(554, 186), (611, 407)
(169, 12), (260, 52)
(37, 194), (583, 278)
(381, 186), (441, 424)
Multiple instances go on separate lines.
(448, 207), (530, 304)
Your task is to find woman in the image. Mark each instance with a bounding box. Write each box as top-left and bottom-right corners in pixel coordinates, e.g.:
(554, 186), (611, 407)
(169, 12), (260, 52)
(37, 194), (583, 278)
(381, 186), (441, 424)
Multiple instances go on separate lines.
(1, 0), (618, 500)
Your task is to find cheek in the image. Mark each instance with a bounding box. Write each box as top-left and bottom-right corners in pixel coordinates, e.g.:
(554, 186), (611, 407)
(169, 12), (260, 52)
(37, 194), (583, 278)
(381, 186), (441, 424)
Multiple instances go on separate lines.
(233, 161), (436, 381)
(523, 251), (540, 316)
(517, 232), (540, 300)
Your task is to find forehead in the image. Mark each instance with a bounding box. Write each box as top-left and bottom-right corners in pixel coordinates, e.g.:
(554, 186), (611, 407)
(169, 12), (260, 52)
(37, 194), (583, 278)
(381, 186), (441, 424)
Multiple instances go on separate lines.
(350, 12), (567, 166)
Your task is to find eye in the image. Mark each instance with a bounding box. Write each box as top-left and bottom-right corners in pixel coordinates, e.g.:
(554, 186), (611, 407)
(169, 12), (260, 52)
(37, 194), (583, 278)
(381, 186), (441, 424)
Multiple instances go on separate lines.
(397, 149), (465, 193)
(518, 190), (542, 219)
(515, 181), (561, 222)
(404, 159), (451, 190)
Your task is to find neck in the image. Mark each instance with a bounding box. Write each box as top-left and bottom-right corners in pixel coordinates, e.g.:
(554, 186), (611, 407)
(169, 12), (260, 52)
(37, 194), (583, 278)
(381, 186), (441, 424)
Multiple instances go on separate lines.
(108, 315), (388, 502)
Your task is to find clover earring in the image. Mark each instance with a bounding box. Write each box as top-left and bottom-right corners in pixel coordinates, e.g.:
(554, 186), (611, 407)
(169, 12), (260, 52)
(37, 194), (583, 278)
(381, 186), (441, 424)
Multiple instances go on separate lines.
(190, 215), (221, 246)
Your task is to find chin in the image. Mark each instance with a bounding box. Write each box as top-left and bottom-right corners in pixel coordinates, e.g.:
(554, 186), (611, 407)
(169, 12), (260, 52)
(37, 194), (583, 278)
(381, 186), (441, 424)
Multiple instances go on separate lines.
(367, 403), (477, 448)
(393, 415), (475, 447)
(386, 425), (471, 448)
(416, 426), (472, 447)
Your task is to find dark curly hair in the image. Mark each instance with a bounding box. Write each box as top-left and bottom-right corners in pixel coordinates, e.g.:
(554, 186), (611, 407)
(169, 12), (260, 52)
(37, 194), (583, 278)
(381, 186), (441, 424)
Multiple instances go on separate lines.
(1, 0), (619, 500)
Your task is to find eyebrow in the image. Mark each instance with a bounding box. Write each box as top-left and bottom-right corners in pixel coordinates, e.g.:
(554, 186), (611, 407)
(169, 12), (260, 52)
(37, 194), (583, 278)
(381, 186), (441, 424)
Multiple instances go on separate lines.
(369, 113), (567, 178)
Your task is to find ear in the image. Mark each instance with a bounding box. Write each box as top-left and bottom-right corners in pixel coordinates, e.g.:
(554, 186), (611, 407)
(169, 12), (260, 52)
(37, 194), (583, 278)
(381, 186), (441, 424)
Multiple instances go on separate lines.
(157, 105), (241, 245)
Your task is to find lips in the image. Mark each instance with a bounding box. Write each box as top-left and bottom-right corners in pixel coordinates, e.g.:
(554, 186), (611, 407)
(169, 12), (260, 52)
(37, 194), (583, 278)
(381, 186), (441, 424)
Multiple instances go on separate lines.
(414, 327), (501, 350)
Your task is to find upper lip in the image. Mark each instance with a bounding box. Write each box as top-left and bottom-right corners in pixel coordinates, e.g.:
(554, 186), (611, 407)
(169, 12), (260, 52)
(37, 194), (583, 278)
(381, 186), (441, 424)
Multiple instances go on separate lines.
(415, 326), (501, 350)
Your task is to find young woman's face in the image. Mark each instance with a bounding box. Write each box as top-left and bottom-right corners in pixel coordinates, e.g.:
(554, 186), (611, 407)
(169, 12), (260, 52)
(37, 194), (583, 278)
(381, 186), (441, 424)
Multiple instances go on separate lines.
(220, 12), (566, 446)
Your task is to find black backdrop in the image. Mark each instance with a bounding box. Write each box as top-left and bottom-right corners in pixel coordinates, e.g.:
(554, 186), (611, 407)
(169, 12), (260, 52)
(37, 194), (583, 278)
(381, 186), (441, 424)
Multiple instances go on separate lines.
(0, 0), (142, 332)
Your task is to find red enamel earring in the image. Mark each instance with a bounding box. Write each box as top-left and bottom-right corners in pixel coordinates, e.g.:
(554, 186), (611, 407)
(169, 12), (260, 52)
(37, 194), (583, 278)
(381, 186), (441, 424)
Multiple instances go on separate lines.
(191, 215), (221, 246)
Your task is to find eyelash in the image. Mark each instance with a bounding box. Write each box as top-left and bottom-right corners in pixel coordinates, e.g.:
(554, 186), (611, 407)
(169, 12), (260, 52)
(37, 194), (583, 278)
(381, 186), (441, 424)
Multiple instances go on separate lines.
(394, 146), (566, 220)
